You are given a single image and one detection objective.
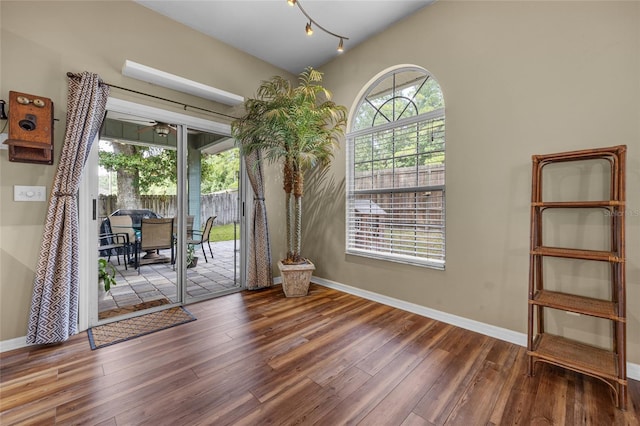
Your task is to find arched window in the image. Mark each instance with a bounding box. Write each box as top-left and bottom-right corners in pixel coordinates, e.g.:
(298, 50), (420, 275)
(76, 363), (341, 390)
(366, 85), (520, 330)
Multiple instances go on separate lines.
(346, 66), (445, 269)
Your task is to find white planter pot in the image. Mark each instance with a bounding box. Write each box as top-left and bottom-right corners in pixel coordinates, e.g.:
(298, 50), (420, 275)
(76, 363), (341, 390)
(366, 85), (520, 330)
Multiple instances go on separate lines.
(278, 260), (315, 297)
(98, 282), (110, 300)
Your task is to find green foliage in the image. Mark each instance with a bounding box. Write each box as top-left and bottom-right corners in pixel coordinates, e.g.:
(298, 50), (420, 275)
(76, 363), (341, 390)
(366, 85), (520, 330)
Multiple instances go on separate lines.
(232, 68), (347, 175)
(99, 145), (176, 193)
(350, 72), (445, 179)
(186, 244), (196, 266)
(353, 118), (445, 174)
(98, 258), (117, 292)
(201, 149), (239, 193)
(352, 74), (444, 132)
(208, 223), (238, 242)
(99, 144), (239, 197)
(231, 67), (347, 263)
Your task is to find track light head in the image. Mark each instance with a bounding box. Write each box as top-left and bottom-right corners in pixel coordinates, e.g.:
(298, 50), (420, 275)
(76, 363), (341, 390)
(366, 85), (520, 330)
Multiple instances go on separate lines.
(290, 0), (348, 53)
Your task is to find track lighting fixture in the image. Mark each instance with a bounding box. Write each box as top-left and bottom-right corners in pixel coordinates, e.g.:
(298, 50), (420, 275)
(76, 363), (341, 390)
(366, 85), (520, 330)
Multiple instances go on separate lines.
(287, 0), (349, 52)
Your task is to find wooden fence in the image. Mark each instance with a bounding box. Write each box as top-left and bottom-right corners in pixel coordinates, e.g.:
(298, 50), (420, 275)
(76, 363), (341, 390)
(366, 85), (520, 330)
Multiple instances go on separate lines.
(353, 164), (445, 222)
(354, 164), (444, 191)
(99, 191), (239, 226)
(352, 164), (445, 254)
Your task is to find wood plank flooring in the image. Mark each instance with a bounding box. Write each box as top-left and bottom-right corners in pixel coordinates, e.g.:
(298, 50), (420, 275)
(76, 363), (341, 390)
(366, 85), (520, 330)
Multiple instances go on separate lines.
(1, 284), (638, 425)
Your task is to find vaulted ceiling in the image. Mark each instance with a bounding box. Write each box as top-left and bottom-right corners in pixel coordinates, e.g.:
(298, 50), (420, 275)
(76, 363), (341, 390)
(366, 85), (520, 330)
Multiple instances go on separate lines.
(134, 0), (435, 74)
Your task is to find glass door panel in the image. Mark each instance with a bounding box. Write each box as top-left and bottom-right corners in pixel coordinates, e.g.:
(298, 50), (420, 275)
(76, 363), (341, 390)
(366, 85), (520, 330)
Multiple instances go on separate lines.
(184, 128), (242, 303)
(97, 111), (179, 321)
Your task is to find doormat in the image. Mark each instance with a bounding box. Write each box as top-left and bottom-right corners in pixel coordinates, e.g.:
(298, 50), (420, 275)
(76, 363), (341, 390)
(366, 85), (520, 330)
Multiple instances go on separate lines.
(88, 306), (196, 350)
(98, 298), (172, 320)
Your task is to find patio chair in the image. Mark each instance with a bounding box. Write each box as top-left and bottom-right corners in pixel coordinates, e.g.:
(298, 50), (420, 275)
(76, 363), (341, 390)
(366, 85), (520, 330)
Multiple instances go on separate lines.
(173, 215), (195, 239)
(187, 215), (216, 263)
(98, 232), (130, 270)
(109, 214), (137, 267)
(138, 218), (175, 274)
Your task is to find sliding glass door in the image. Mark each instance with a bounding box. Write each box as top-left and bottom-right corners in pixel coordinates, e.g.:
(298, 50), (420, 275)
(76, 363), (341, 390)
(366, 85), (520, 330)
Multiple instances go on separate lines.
(84, 100), (243, 326)
(97, 111), (180, 321)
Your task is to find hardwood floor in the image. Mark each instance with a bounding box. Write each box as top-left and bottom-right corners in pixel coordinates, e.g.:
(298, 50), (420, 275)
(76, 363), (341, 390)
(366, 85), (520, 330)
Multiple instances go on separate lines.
(1, 284), (638, 425)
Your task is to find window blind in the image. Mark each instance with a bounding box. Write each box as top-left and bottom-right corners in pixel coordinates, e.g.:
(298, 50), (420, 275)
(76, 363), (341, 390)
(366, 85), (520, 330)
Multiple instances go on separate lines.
(346, 113), (445, 268)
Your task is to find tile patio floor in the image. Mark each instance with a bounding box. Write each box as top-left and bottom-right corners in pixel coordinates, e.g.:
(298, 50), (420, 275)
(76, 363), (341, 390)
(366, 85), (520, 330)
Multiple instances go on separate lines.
(99, 240), (241, 316)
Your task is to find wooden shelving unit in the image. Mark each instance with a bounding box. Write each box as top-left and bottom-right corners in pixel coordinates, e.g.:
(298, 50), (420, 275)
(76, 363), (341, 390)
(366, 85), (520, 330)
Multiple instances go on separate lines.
(527, 145), (627, 409)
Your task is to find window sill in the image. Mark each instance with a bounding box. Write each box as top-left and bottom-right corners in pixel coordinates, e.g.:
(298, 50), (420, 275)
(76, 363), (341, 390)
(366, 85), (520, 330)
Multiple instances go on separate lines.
(345, 249), (445, 270)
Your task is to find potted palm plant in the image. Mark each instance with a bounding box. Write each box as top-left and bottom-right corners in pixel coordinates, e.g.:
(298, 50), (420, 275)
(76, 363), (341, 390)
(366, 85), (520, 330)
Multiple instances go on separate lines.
(232, 67), (347, 297)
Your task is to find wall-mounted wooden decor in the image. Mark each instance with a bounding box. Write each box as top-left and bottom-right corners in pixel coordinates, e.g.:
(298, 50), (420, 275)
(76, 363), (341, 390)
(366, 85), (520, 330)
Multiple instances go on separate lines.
(3, 91), (54, 164)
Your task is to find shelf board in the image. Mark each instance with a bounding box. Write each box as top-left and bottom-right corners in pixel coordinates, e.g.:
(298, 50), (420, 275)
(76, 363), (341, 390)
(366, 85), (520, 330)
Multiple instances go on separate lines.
(532, 246), (622, 262)
(530, 290), (621, 320)
(533, 145), (626, 163)
(532, 201), (623, 208)
(529, 334), (621, 382)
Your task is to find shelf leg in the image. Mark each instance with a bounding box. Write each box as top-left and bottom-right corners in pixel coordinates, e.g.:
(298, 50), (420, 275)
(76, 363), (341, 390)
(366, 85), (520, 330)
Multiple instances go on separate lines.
(618, 384), (627, 410)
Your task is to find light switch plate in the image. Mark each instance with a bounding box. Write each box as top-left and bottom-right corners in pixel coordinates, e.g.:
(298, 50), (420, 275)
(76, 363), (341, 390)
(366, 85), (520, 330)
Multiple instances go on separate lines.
(0, 133), (7, 149)
(14, 185), (46, 202)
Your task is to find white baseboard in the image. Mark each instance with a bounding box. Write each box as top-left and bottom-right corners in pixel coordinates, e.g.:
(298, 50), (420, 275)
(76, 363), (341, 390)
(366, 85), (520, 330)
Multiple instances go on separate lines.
(0, 336), (30, 353)
(628, 363), (640, 381)
(311, 276), (640, 381)
(3, 276), (639, 382)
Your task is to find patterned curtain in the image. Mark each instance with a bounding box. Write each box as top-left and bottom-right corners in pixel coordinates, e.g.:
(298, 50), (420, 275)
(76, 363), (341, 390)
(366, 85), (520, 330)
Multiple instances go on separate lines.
(27, 72), (109, 344)
(245, 150), (273, 290)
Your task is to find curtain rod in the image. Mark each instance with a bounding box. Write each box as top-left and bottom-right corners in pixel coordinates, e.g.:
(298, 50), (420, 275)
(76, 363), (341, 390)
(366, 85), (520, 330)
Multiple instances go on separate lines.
(66, 72), (239, 120)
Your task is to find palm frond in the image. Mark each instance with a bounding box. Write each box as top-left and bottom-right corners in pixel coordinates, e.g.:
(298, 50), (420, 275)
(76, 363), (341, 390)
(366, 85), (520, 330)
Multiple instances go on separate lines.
(231, 66), (347, 261)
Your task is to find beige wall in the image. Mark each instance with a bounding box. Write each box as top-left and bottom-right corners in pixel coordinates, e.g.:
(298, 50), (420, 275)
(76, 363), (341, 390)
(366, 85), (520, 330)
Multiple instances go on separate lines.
(313, 1), (640, 363)
(1, 0), (638, 368)
(0, 0), (290, 341)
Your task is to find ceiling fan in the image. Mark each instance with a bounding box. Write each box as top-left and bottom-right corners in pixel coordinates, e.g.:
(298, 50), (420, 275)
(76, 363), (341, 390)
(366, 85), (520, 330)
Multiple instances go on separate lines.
(135, 120), (176, 137)
(113, 115), (177, 137)
(108, 112), (201, 138)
